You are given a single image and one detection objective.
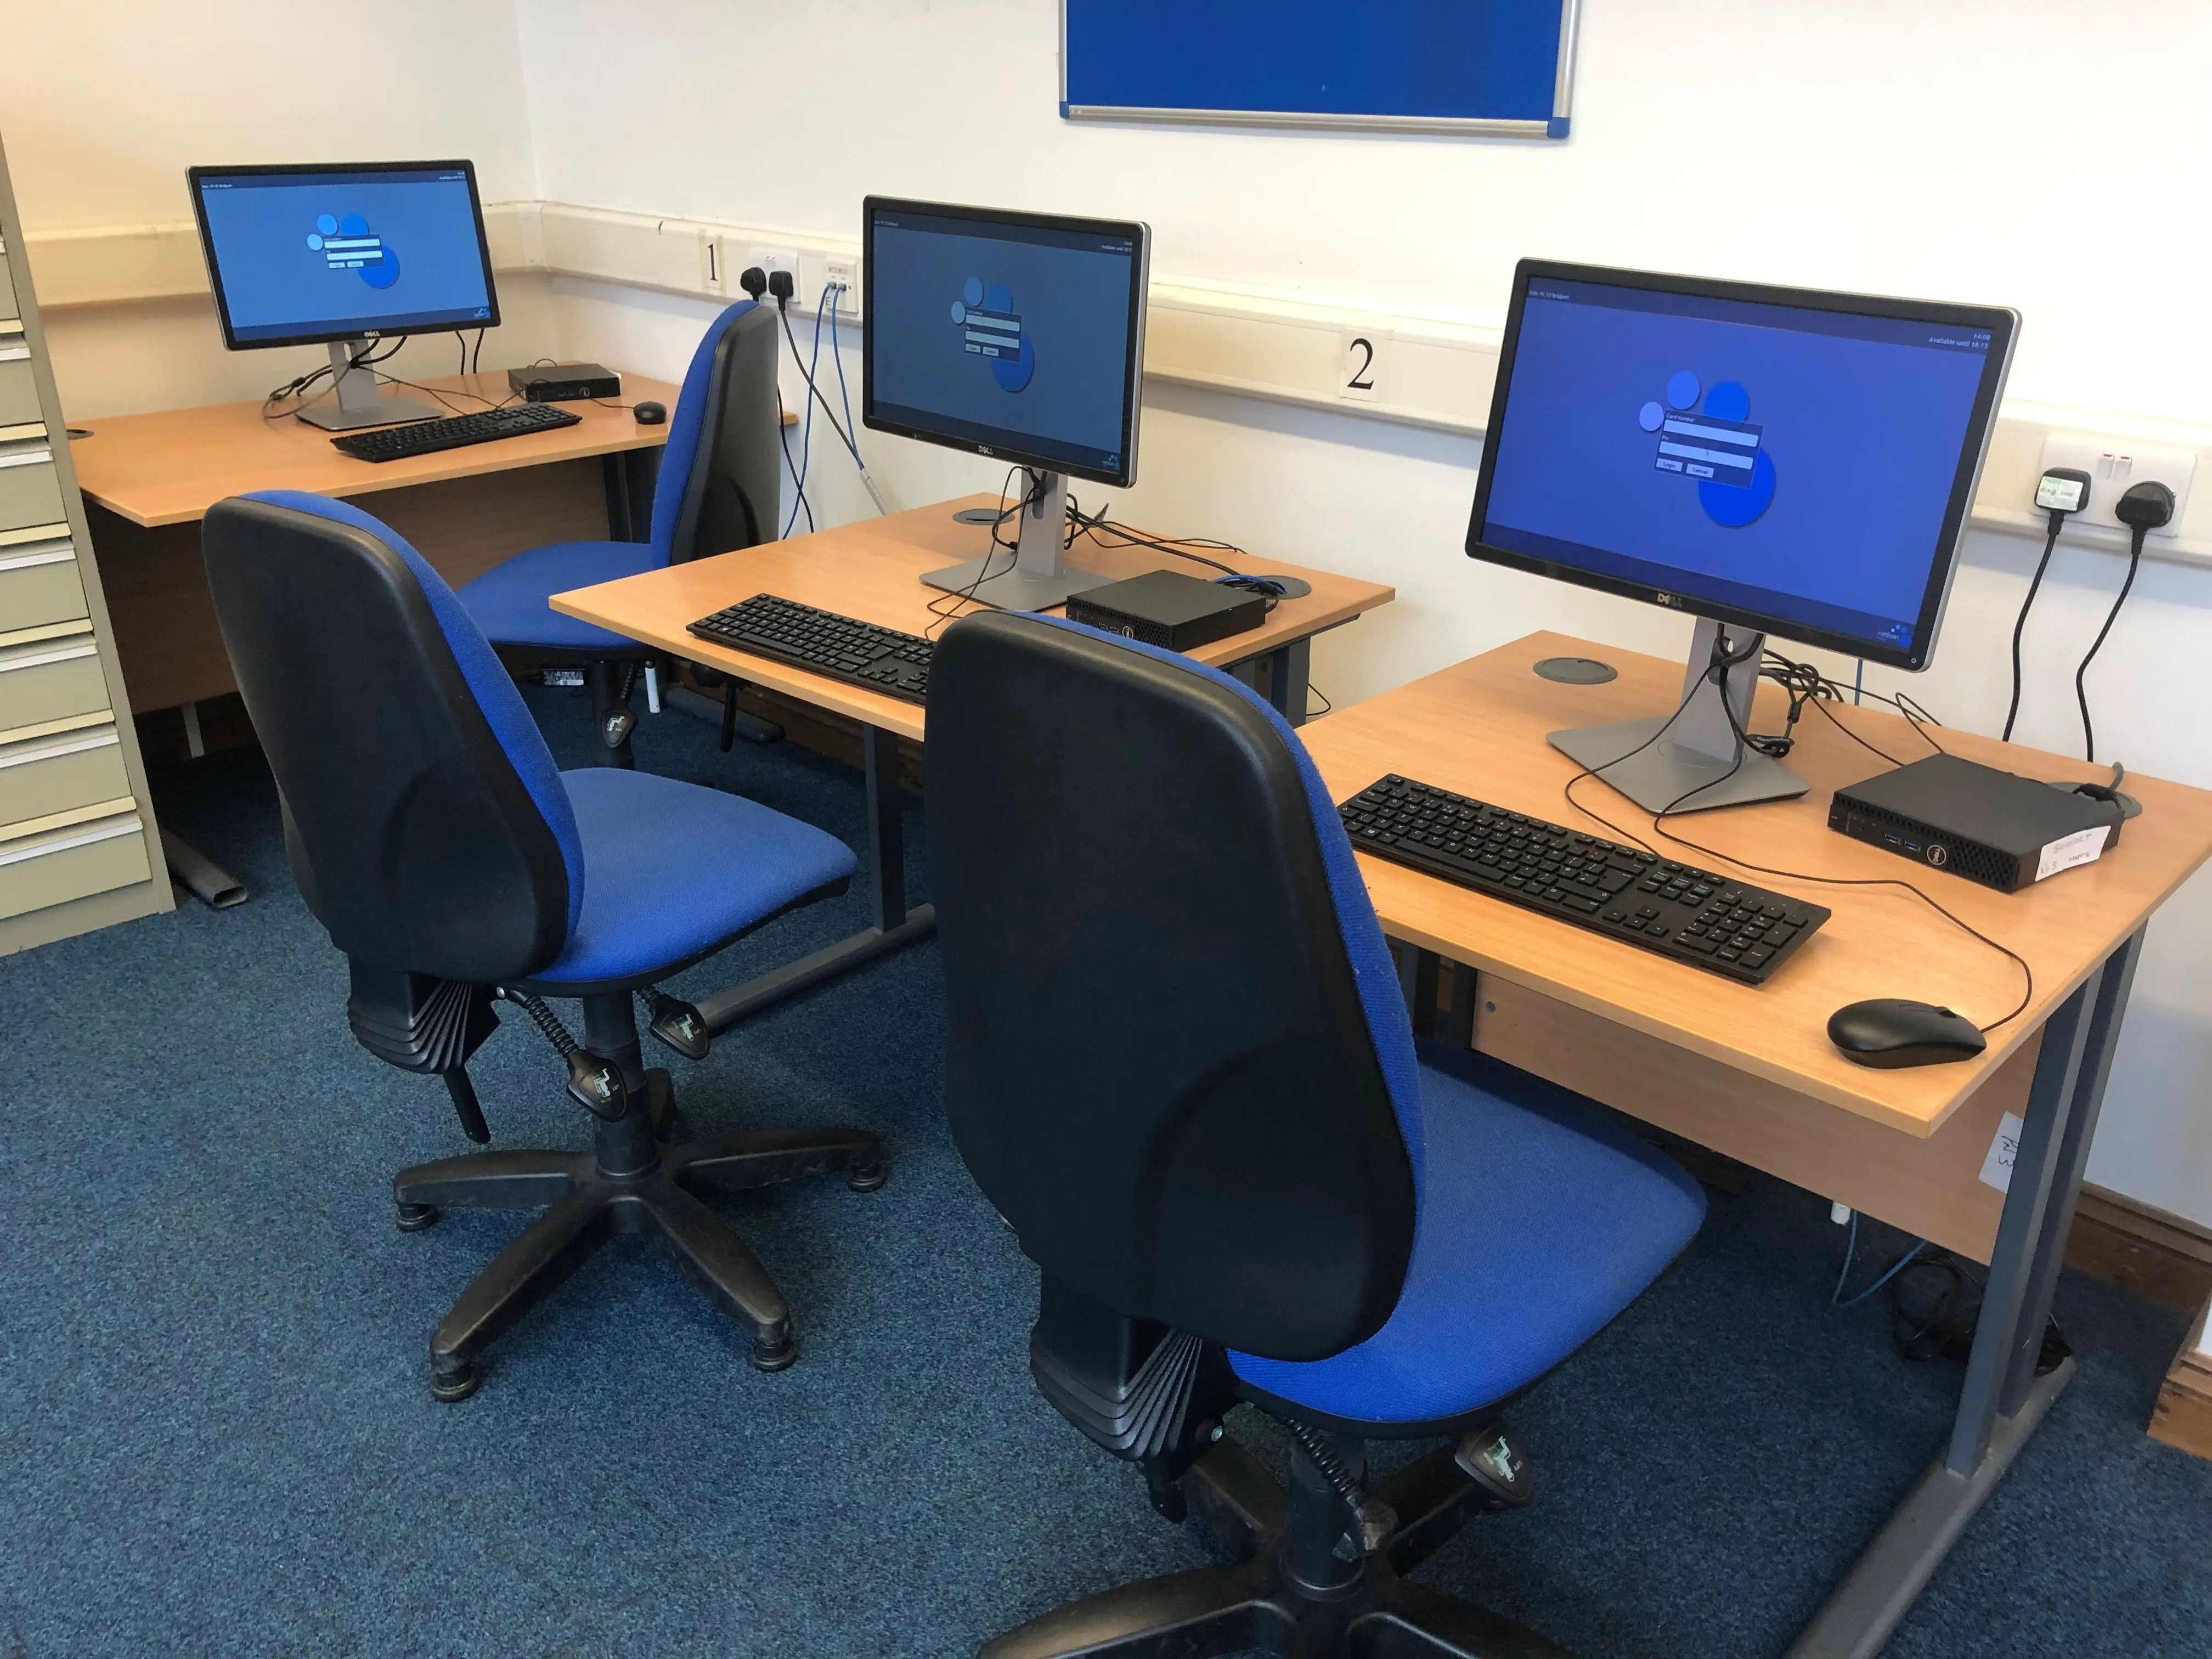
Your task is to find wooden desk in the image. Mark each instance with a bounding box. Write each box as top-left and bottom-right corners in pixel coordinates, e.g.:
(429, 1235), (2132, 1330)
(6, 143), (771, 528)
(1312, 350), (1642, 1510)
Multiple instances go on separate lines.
(68, 371), (678, 712)
(552, 493), (1394, 743)
(1297, 630), (2212, 1659)
(552, 494), (1396, 1032)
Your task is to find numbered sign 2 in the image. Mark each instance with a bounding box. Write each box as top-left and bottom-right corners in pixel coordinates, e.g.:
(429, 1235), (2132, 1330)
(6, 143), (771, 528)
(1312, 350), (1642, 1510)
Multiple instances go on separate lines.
(1339, 329), (1386, 403)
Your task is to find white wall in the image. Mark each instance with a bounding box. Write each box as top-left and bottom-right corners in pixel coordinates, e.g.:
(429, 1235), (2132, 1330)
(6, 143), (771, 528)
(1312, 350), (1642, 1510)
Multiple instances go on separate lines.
(514, 0), (2212, 1226)
(2, 0), (559, 416)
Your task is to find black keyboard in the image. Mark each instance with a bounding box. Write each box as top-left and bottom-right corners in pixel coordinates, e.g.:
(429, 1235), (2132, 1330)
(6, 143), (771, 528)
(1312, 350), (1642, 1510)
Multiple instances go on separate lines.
(1339, 775), (1830, 985)
(330, 402), (581, 462)
(687, 594), (933, 705)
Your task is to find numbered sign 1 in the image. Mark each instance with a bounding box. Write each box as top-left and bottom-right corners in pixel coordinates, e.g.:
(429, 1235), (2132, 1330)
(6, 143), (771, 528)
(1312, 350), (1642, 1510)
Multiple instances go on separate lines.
(1339, 329), (1386, 403)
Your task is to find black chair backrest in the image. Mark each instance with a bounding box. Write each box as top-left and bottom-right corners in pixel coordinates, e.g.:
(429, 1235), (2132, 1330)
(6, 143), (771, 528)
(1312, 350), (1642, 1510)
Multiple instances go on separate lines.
(202, 491), (584, 985)
(657, 301), (782, 565)
(927, 611), (1420, 1363)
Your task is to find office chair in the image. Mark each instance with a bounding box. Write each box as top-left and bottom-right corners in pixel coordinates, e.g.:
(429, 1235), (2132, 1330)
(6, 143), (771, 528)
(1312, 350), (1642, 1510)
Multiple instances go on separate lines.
(203, 488), (884, 1402)
(926, 612), (1708, 1657)
(455, 299), (782, 768)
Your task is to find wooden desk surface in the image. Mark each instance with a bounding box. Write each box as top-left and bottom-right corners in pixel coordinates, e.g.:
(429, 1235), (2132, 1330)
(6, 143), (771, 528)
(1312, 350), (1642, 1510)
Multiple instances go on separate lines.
(70, 371), (680, 528)
(1297, 631), (2212, 1138)
(552, 495), (1397, 743)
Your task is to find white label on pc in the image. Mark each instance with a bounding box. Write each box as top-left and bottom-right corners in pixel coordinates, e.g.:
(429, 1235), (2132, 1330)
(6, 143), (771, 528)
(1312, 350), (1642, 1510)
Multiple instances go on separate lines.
(2036, 826), (2109, 882)
(1979, 1112), (2024, 1194)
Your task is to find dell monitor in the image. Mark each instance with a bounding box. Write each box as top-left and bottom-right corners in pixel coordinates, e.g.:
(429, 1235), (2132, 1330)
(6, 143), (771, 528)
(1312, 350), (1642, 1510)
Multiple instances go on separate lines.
(1468, 261), (2016, 813)
(862, 196), (1149, 611)
(189, 160), (501, 431)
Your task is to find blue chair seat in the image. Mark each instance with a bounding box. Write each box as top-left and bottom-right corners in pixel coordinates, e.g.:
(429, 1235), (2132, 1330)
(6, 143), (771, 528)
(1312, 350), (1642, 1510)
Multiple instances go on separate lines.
(528, 768), (859, 988)
(455, 540), (665, 653)
(1228, 1044), (1706, 1426)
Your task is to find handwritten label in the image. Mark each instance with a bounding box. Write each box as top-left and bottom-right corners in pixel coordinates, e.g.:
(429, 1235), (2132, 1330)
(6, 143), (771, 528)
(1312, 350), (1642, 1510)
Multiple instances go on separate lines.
(2036, 825), (2111, 882)
(1979, 1111), (2024, 1194)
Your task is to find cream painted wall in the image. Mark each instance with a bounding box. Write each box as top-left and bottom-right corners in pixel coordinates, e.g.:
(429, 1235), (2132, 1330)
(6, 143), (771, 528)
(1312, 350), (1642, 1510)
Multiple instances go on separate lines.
(0, 0), (559, 415)
(518, 2), (2212, 1227)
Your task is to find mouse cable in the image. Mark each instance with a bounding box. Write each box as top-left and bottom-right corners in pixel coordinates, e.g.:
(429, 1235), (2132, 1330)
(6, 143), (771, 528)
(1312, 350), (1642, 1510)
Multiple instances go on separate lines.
(1559, 628), (1751, 856)
(924, 465), (1029, 637)
(1633, 689), (2034, 1034)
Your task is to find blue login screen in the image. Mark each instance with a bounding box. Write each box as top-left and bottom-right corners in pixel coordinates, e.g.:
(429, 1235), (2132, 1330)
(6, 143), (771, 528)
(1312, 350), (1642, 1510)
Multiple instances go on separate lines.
(1479, 280), (1994, 651)
(196, 168), (495, 343)
(868, 210), (1138, 478)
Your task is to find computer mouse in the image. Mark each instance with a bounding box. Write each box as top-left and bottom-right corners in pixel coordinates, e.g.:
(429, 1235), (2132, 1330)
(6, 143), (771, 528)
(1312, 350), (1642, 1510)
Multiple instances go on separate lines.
(1827, 999), (1988, 1069)
(633, 400), (667, 425)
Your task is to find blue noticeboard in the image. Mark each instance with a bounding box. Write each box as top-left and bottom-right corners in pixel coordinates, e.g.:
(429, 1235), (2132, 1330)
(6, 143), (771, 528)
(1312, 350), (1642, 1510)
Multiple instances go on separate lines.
(1062, 2), (1581, 139)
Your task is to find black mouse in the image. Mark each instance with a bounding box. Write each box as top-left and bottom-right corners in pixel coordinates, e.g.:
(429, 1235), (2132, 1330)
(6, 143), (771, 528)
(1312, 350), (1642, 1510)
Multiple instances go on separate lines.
(632, 400), (667, 425)
(1828, 999), (1988, 1069)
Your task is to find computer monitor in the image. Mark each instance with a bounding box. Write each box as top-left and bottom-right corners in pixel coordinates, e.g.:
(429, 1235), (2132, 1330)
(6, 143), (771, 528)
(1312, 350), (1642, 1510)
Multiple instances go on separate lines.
(862, 196), (1149, 611)
(1468, 260), (2016, 813)
(188, 160), (501, 431)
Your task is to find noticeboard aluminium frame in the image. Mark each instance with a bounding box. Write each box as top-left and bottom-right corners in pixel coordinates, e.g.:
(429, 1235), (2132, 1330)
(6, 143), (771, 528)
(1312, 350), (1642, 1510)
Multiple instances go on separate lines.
(1060, 1), (1580, 139)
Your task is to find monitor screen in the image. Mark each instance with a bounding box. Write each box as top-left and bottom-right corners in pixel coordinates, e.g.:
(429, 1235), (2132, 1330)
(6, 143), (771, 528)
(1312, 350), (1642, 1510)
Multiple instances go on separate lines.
(862, 199), (1148, 487)
(1468, 263), (2015, 670)
(189, 161), (499, 348)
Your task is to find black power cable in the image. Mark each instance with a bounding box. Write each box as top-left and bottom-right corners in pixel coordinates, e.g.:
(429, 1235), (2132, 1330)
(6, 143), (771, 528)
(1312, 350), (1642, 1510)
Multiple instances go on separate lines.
(2075, 481), (2175, 762)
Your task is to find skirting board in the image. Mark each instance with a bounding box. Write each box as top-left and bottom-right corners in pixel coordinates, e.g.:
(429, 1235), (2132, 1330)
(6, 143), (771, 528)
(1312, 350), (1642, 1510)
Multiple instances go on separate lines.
(18, 206), (2212, 567)
(2151, 1299), (2212, 1460)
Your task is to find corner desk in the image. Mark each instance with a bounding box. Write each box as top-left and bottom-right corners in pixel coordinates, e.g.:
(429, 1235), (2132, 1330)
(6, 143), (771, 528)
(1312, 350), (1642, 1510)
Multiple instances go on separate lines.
(68, 370), (678, 715)
(1296, 630), (2212, 1659)
(551, 494), (1396, 1034)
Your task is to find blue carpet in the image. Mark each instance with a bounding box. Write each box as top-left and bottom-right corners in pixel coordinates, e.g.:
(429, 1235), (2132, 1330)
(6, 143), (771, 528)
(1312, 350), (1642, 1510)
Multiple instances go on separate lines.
(3, 685), (2207, 1658)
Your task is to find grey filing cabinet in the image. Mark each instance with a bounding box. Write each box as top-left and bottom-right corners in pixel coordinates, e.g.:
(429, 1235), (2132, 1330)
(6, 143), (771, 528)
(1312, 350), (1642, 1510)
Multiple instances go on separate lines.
(0, 132), (170, 954)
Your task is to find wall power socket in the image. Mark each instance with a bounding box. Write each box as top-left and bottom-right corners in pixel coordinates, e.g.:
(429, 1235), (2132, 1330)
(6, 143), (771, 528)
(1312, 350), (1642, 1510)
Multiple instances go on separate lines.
(2038, 432), (2196, 538)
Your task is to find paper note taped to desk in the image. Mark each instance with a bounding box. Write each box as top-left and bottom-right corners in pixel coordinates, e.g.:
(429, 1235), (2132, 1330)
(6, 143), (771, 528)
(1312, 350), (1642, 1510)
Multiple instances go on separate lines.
(1979, 1111), (2024, 1194)
(2037, 826), (2110, 882)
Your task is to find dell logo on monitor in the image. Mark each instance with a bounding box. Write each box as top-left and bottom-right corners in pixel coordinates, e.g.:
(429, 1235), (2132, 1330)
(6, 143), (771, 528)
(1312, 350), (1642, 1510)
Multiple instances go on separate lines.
(1655, 592), (1682, 609)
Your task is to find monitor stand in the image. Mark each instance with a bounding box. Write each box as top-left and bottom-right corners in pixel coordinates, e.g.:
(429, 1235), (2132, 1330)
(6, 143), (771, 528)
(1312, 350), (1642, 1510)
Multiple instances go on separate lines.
(921, 469), (1115, 612)
(1547, 617), (1809, 814)
(297, 338), (442, 432)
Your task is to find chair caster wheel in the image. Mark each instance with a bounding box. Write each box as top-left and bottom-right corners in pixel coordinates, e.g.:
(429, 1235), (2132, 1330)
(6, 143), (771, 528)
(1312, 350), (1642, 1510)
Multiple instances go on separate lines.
(395, 1201), (442, 1233)
(430, 1363), (481, 1403)
(752, 1330), (797, 1372)
(847, 1161), (887, 1193)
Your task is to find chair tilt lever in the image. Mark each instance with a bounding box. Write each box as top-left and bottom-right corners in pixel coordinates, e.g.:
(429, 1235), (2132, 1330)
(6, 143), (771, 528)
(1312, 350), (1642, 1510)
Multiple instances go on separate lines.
(498, 989), (630, 1120)
(638, 986), (712, 1060)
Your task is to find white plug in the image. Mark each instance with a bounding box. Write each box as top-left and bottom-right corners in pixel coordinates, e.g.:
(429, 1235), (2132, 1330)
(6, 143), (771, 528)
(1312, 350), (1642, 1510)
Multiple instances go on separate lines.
(1831, 1202), (1852, 1225)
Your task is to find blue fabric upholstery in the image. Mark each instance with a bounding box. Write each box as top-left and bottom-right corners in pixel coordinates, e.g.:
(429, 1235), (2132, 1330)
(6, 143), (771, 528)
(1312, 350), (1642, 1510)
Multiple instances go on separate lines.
(531, 767), (857, 987)
(1228, 1043), (1707, 1424)
(244, 489), (587, 939)
(452, 540), (665, 653)
(1026, 614), (1423, 1183)
(455, 300), (760, 648)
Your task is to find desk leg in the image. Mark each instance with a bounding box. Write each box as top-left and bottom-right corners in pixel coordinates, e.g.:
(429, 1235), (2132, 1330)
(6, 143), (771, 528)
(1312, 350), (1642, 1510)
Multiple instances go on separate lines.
(1785, 928), (2144, 1659)
(1226, 637), (1314, 729)
(695, 722), (936, 1036)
